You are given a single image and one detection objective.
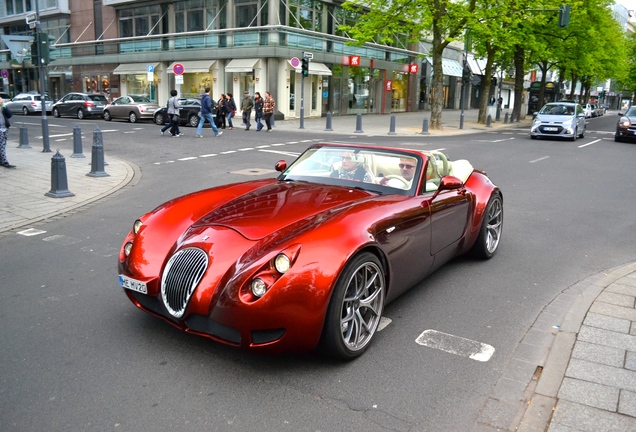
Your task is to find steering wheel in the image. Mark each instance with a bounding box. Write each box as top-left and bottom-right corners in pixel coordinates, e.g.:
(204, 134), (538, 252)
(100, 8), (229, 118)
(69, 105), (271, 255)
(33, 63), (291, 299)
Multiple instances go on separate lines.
(429, 151), (450, 177)
(383, 175), (410, 188)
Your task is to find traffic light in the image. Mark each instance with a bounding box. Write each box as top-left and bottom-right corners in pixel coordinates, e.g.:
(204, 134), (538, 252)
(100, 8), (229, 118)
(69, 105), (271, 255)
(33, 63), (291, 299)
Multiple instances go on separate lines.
(30, 33), (49, 65)
(462, 66), (472, 84)
(559, 5), (570, 28)
(301, 57), (309, 77)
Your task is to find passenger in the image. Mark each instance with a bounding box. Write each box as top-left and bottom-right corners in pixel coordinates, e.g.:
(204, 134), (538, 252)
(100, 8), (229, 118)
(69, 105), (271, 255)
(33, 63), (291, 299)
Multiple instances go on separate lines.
(330, 152), (374, 182)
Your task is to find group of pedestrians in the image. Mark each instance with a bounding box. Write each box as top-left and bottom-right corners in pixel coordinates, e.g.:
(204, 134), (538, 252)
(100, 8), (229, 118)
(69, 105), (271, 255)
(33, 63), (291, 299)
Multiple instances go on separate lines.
(160, 88), (275, 138)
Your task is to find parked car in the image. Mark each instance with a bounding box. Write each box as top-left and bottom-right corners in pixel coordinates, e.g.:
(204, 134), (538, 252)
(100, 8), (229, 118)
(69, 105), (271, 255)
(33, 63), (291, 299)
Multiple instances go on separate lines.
(583, 103), (595, 118)
(0, 91), (11, 100)
(5, 92), (53, 115)
(531, 101), (586, 141)
(153, 98), (201, 127)
(594, 104), (604, 117)
(51, 92), (108, 119)
(118, 143), (504, 359)
(614, 106), (636, 142)
(103, 94), (160, 123)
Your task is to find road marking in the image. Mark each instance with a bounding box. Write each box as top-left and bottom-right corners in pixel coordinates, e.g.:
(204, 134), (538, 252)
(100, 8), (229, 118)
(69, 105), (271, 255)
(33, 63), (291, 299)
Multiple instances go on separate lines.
(200, 153), (217, 158)
(124, 131), (136, 134)
(578, 139), (601, 148)
(17, 228), (47, 236)
(238, 147), (255, 151)
(259, 149), (301, 157)
(177, 157), (197, 161)
(378, 317), (392, 331)
(415, 329), (495, 362)
(529, 156), (550, 163)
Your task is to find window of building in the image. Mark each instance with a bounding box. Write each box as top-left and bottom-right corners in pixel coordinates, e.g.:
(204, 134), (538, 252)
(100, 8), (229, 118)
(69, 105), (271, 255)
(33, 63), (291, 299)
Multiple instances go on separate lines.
(41, 17), (71, 44)
(175, 0), (220, 32)
(287, 0), (322, 32)
(331, 5), (358, 37)
(119, 5), (162, 38)
(236, 0), (267, 28)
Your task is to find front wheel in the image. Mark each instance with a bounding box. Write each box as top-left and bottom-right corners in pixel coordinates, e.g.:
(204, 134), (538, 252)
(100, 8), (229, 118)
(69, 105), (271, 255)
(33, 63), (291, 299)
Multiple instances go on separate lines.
(103, 110), (112, 121)
(154, 112), (165, 125)
(320, 252), (385, 360)
(77, 109), (85, 120)
(471, 193), (503, 259)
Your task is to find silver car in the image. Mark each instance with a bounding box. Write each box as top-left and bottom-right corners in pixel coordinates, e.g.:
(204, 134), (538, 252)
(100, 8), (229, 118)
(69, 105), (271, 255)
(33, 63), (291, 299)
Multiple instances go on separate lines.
(102, 94), (160, 123)
(531, 102), (586, 141)
(6, 92), (53, 115)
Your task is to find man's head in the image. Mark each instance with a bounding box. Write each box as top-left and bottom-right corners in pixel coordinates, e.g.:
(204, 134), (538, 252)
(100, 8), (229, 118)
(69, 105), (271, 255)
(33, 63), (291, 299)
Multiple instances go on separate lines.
(341, 152), (363, 172)
(244, 91), (249, 97)
(204, 87), (210, 94)
(399, 157), (417, 181)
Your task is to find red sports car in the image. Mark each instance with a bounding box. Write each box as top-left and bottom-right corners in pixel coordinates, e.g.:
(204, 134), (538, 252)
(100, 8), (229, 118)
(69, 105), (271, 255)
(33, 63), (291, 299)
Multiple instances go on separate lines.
(118, 143), (503, 359)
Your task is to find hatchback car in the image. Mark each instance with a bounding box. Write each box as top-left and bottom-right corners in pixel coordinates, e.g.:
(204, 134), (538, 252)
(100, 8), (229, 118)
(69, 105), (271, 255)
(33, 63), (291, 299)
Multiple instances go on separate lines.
(531, 102), (586, 141)
(103, 94), (160, 123)
(6, 92), (53, 115)
(153, 98), (201, 127)
(614, 106), (636, 142)
(51, 92), (108, 119)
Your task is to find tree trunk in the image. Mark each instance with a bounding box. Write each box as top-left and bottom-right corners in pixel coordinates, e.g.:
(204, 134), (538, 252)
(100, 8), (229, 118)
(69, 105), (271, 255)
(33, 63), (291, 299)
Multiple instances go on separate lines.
(513, 44), (525, 121)
(430, 24), (444, 130)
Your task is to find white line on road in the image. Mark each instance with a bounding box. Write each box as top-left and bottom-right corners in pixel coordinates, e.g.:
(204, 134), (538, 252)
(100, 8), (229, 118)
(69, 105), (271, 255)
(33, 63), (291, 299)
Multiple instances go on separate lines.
(578, 139), (601, 148)
(16, 228), (47, 236)
(415, 329), (495, 362)
(177, 157), (198, 161)
(378, 317), (392, 331)
(259, 149), (301, 157)
(529, 156), (550, 163)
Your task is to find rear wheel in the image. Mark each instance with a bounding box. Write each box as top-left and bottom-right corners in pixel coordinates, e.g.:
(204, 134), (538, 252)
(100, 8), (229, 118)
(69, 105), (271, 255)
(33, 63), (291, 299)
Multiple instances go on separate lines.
(52, 108), (60, 118)
(320, 252), (385, 360)
(129, 112), (138, 123)
(22, 106), (28, 115)
(471, 193), (503, 259)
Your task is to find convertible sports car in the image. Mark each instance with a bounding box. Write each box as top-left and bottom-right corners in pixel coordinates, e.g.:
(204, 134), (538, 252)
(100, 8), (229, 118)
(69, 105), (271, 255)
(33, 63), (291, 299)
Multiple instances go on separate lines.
(118, 143), (503, 359)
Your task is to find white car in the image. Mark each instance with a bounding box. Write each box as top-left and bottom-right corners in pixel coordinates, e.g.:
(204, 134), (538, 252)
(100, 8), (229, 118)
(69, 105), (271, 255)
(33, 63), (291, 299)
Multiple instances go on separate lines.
(5, 92), (53, 115)
(531, 102), (586, 141)
(583, 104), (595, 118)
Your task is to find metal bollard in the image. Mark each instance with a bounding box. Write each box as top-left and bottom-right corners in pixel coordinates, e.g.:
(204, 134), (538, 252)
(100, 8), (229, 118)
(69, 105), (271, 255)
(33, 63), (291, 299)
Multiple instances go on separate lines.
(45, 150), (75, 198)
(421, 117), (430, 135)
(504, 112), (509, 124)
(486, 114), (492, 128)
(354, 113), (363, 133)
(388, 114), (397, 135)
(18, 124), (31, 148)
(87, 127), (109, 177)
(71, 125), (85, 158)
(496, 106), (501, 122)
(324, 111), (333, 131)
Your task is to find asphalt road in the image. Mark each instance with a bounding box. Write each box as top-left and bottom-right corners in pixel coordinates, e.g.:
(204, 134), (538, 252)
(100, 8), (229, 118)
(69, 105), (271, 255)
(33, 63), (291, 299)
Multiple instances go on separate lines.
(1, 113), (634, 431)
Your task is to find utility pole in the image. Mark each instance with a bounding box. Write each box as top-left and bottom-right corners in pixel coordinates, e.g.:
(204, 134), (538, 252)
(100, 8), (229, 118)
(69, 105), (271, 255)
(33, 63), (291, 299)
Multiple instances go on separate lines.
(33, 0), (51, 152)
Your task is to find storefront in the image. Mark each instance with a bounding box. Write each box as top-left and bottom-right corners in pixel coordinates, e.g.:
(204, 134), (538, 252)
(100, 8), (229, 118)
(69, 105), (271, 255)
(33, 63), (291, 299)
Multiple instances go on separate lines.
(166, 60), (216, 100)
(113, 62), (160, 102)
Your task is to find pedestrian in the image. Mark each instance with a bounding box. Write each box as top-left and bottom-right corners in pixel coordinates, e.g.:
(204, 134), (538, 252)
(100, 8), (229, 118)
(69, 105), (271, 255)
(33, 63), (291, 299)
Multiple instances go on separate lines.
(225, 93), (237, 130)
(0, 97), (15, 168)
(195, 87), (222, 138)
(263, 91), (275, 132)
(241, 91), (254, 131)
(161, 89), (182, 137)
(254, 92), (264, 132)
(216, 94), (226, 129)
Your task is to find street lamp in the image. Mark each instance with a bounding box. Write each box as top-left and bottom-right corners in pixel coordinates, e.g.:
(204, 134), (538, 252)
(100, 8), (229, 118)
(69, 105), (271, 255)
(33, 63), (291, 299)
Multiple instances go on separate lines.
(31, 1), (51, 152)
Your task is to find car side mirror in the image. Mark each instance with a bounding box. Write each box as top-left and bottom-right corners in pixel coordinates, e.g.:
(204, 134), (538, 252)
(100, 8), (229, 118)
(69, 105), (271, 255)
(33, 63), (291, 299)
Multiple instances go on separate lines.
(275, 160), (287, 172)
(438, 175), (464, 191)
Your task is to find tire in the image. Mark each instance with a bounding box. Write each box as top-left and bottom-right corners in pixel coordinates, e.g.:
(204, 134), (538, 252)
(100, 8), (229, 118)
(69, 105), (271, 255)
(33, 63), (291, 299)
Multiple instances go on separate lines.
(579, 127), (585, 139)
(320, 252), (385, 360)
(129, 112), (138, 123)
(103, 110), (112, 121)
(52, 108), (60, 118)
(189, 114), (199, 127)
(77, 109), (85, 120)
(530, 135), (537, 140)
(22, 106), (28, 115)
(570, 128), (577, 141)
(471, 193), (503, 259)
(615, 135), (623, 142)
(155, 112), (165, 125)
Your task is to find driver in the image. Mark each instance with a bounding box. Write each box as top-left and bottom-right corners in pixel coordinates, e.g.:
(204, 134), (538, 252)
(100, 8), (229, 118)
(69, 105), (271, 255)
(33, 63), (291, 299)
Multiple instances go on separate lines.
(380, 157), (418, 189)
(330, 151), (374, 183)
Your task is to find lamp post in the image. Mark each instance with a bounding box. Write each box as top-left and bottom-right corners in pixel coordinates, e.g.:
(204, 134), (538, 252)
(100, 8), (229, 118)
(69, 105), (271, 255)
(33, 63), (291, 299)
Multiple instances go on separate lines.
(34, 0), (50, 152)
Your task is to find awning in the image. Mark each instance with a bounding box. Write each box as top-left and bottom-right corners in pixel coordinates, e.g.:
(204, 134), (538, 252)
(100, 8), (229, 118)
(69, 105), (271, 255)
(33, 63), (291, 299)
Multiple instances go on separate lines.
(288, 60), (332, 76)
(113, 62), (159, 75)
(225, 58), (259, 73)
(467, 56), (486, 76)
(167, 60), (216, 73)
(427, 58), (463, 77)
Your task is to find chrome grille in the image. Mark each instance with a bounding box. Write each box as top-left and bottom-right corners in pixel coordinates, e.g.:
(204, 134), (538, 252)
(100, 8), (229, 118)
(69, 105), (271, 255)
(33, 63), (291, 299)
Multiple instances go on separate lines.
(161, 247), (208, 318)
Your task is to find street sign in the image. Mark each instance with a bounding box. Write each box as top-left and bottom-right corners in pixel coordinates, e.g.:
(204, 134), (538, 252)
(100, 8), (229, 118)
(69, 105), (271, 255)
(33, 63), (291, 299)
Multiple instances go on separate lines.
(172, 63), (185, 75)
(147, 64), (155, 73)
(302, 51), (313, 60)
(290, 57), (300, 68)
(175, 75), (184, 84)
(1, 69), (8, 79)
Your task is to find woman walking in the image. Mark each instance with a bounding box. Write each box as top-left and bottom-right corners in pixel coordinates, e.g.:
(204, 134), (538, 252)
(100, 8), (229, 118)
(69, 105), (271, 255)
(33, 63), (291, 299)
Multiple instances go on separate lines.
(263, 91), (275, 132)
(225, 93), (237, 130)
(216, 94), (226, 129)
(0, 97), (14, 168)
(254, 92), (264, 132)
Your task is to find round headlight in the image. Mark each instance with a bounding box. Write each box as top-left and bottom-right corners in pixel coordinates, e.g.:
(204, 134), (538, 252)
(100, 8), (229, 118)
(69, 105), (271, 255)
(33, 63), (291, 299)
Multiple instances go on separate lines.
(251, 278), (268, 297)
(274, 254), (291, 273)
(133, 220), (143, 234)
(124, 242), (133, 256)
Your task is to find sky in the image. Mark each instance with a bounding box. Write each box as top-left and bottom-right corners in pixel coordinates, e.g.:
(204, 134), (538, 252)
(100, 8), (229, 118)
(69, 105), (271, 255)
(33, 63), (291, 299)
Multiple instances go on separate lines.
(618, 0), (636, 10)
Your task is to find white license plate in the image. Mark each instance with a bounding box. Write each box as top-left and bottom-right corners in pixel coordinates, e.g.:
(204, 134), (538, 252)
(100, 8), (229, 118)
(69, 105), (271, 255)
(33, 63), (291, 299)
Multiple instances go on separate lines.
(544, 127), (558, 131)
(119, 275), (147, 294)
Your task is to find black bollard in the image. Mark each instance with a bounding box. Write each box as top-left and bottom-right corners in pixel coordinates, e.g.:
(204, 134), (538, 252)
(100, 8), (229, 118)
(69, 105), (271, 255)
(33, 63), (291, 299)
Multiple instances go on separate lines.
(18, 124), (31, 148)
(87, 127), (109, 177)
(496, 106), (501, 122)
(45, 150), (75, 198)
(486, 114), (492, 128)
(388, 115), (397, 135)
(504, 112), (509, 124)
(324, 111), (333, 131)
(354, 113), (363, 133)
(71, 125), (85, 158)
(421, 117), (430, 135)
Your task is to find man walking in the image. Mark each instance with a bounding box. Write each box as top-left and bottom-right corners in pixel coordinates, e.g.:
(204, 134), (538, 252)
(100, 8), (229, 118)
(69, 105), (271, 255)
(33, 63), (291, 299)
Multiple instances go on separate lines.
(263, 91), (275, 132)
(241, 91), (254, 131)
(196, 88), (222, 138)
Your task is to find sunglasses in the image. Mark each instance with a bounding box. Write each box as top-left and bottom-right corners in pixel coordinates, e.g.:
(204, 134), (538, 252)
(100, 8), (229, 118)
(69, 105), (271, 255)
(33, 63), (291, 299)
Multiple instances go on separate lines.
(341, 156), (353, 161)
(399, 164), (415, 169)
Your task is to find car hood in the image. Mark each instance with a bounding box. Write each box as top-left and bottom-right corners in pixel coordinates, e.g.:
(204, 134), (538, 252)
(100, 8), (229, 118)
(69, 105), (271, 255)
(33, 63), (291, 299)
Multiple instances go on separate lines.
(536, 114), (576, 122)
(193, 181), (375, 240)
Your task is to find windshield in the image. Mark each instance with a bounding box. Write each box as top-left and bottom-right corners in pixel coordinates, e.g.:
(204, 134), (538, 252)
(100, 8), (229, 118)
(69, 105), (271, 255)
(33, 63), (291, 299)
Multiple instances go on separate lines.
(130, 95), (152, 103)
(88, 95), (108, 103)
(625, 107), (636, 116)
(539, 104), (575, 115)
(278, 145), (425, 196)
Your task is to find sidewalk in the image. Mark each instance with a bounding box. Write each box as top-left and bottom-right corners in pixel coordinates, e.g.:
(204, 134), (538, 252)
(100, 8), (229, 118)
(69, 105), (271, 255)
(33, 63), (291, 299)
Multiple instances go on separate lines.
(1, 109), (634, 431)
